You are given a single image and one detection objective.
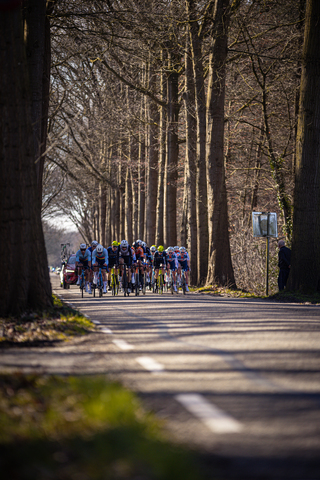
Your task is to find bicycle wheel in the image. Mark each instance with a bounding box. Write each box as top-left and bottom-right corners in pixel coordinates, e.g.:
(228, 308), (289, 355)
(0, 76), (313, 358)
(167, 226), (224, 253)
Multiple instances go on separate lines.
(142, 273), (146, 295)
(123, 267), (127, 297)
(170, 273), (174, 294)
(182, 272), (186, 295)
(159, 274), (163, 294)
(112, 275), (116, 296)
(135, 281), (139, 296)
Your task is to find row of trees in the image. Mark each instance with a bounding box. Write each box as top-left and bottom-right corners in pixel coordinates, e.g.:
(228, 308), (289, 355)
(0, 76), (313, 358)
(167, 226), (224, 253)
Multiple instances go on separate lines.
(1, 0), (319, 315)
(45, 0), (301, 288)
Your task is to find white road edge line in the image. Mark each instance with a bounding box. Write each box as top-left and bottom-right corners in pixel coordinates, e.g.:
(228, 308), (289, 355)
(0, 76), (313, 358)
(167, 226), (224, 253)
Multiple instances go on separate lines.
(92, 320), (101, 325)
(175, 393), (243, 434)
(136, 356), (164, 373)
(99, 327), (113, 334)
(113, 339), (135, 350)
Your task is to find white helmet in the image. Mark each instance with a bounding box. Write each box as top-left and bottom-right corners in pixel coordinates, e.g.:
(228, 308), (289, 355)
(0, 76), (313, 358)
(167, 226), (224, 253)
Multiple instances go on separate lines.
(150, 245), (156, 253)
(136, 239), (142, 246)
(96, 244), (104, 253)
(141, 241), (146, 248)
(80, 243), (87, 250)
(167, 246), (174, 253)
(179, 246), (186, 253)
(91, 240), (98, 247)
(174, 246), (180, 251)
(120, 239), (128, 248)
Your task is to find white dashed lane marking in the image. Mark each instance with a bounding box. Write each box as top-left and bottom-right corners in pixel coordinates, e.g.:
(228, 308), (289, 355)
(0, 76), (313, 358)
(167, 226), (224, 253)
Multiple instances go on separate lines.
(113, 339), (135, 350)
(99, 327), (113, 334)
(136, 356), (165, 373)
(175, 393), (243, 434)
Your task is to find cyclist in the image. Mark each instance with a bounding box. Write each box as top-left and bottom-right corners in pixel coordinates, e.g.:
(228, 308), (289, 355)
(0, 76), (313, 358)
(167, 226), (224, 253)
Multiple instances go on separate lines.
(166, 246), (179, 292)
(134, 239), (145, 290)
(92, 244), (109, 293)
(88, 240), (98, 288)
(118, 239), (133, 292)
(177, 246), (190, 292)
(142, 241), (152, 288)
(154, 245), (167, 284)
(75, 243), (92, 293)
(107, 241), (120, 290)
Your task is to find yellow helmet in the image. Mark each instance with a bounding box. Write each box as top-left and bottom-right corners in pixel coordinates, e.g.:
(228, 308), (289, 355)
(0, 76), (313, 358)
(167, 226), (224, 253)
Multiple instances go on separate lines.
(158, 245), (164, 252)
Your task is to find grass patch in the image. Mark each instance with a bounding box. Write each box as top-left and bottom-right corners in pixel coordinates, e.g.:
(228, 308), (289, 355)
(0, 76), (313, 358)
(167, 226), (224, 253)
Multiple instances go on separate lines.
(0, 295), (94, 347)
(194, 284), (257, 299)
(269, 290), (320, 304)
(0, 373), (205, 480)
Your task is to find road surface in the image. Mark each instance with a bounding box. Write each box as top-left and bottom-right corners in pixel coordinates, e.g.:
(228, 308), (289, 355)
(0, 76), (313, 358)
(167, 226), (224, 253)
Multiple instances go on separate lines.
(1, 273), (320, 480)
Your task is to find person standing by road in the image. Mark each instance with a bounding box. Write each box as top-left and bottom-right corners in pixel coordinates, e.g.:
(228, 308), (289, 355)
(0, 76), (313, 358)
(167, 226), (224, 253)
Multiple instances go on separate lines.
(278, 240), (291, 291)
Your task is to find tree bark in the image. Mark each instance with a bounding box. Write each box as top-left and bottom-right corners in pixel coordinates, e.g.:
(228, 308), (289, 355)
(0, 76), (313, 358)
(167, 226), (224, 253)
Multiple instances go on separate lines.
(288, 0), (320, 293)
(206, 0), (236, 287)
(185, 39), (197, 286)
(187, 0), (209, 285)
(0, 3), (52, 315)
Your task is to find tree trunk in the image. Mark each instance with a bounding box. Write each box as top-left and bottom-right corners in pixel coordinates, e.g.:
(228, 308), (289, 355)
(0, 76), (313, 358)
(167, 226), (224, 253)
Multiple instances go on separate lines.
(145, 62), (159, 246)
(165, 57), (180, 246)
(206, 0), (236, 287)
(288, 0), (320, 293)
(185, 38), (197, 286)
(0, 3), (52, 315)
(187, 0), (209, 285)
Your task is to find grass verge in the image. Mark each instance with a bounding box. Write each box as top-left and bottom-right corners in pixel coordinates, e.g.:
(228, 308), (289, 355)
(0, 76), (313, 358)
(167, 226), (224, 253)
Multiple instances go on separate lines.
(193, 285), (320, 304)
(0, 295), (94, 347)
(0, 373), (205, 480)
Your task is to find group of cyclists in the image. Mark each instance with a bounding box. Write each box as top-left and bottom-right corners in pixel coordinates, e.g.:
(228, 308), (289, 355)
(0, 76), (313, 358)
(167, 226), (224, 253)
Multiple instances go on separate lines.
(75, 239), (190, 295)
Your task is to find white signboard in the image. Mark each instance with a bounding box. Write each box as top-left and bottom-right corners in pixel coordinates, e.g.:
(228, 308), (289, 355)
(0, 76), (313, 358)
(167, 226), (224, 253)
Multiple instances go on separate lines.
(252, 212), (277, 238)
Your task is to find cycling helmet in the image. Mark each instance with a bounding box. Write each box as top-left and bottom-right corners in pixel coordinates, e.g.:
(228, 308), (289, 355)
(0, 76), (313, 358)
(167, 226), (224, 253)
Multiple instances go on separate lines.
(174, 246), (180, 251)
(141, 241), (147, 249)
(150, 245), (156, 252)
(96, 244), (104, 253)
(136, 239), (142, 246)
(120, 239), (128, 249)
(91, 240), (98, 247)
(179, 246), (186, 253)
(167, 246), (174, 253)
(112, 241), (118, 246)
(80, 243), (87, 250)
(158, 245), (164, 252)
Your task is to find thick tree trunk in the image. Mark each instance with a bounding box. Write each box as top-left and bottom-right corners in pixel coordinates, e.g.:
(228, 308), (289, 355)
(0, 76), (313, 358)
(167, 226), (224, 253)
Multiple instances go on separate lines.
(187, 0), (209, 285)
(165, 60), (180, 246)
(125, 164), (132, 243)
(206, 0), (236, 287)
(185, 40), (197, 286)
(155, 53), (166, 246)
(24, 0), (47, 200)
(288, 0), (320, 293)
(145, 63), (159, 246)
(138, 116), (145, 240)
(0, 4), (52, 315)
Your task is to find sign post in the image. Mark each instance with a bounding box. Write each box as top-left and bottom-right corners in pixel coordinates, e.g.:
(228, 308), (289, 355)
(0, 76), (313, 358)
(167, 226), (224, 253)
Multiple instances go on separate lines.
(252, 212), (278, 296)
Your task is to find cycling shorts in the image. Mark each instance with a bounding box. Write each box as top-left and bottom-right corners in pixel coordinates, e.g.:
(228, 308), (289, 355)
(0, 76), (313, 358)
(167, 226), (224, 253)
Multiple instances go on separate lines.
(120, 255), (132, 267)
(108, 257), (118, 268)
(78, 261), (89, 269)
(167, 260), (177, 271)
(154, 259), (165, 269)
(95, 259), (108, 270)
(178, 260), (189, 271)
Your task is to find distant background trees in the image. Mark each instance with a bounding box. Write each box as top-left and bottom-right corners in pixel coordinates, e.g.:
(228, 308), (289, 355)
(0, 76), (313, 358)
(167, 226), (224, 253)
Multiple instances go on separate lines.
(43, 0), (305, 293)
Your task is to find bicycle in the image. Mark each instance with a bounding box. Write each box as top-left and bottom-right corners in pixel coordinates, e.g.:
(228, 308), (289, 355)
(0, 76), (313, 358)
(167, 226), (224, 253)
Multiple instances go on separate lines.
(110, 265), (119, 296)
(79, 268), (86, 298)
(122, 264), (130, 297)
(97, 267), (104, 297)
(168, 269), (174, 295)
(157, 265), (165, 294)
(179, 269), (187, 295)
(132, 265), (139, 296)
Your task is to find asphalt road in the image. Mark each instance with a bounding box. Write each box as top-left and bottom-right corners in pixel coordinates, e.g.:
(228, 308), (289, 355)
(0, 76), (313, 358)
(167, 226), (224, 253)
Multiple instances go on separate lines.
(1, 273), (320, 480)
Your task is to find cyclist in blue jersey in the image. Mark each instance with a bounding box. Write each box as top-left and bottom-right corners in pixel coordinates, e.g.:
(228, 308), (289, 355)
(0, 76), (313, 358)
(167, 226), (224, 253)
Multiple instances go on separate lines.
(76, 243), (92, 293)
(107, 241), (120, 290)
(92, 244), (109, 293)
(177, 246), (190, 292)
(166, 246), (179, 292)
(88, 240), (98, 289)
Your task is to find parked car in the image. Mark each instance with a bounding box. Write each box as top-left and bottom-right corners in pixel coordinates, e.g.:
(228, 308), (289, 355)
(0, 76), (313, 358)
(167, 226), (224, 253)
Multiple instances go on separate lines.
(60, 254), (78, 289)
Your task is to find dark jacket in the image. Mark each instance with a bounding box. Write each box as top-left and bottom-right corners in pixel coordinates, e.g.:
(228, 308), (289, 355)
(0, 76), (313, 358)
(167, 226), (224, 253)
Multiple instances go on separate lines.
(278, 246), (291, 270)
